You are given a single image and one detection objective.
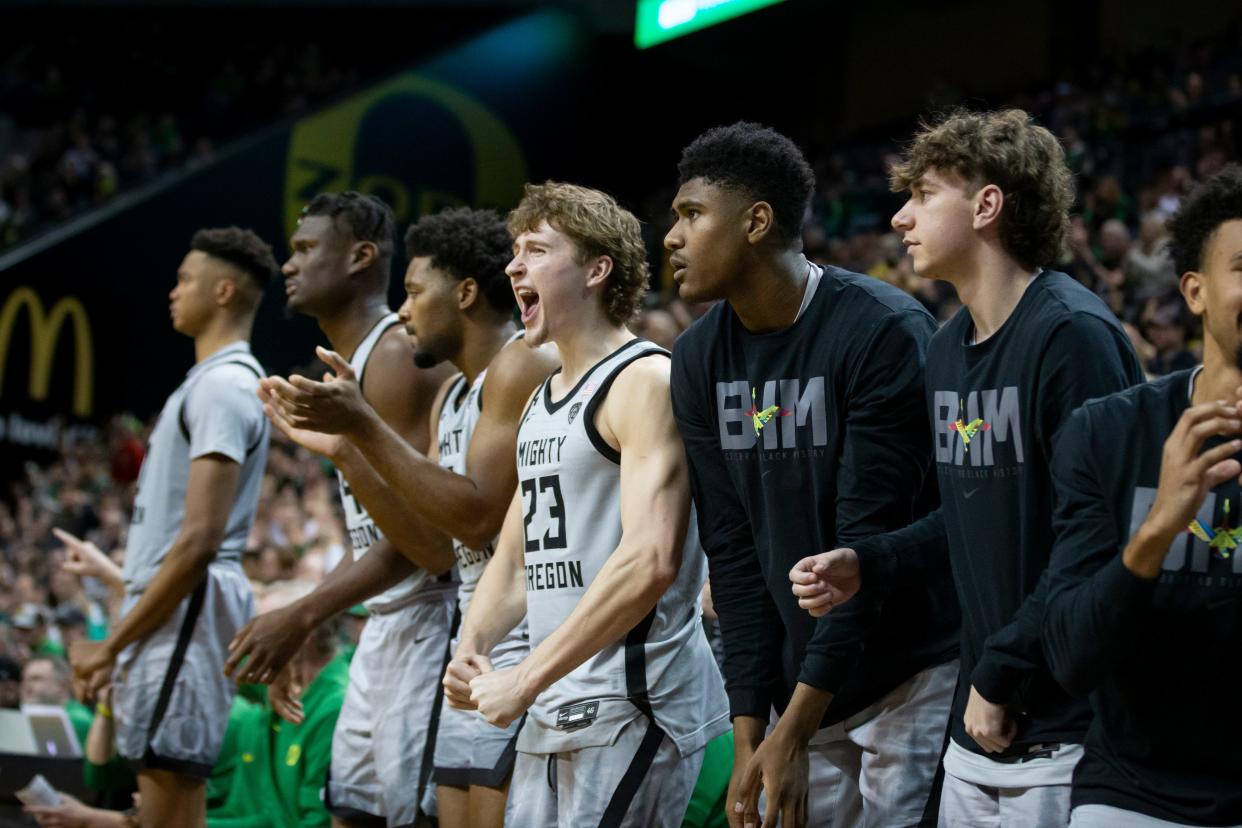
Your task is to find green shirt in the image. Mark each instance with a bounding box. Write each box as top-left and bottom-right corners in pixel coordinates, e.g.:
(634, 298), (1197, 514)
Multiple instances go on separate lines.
(207, 654), (349, 828)
(682, 730), (732, 828)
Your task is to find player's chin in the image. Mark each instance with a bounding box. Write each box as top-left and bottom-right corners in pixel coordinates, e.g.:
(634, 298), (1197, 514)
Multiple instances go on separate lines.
(522, 319), (550, 347)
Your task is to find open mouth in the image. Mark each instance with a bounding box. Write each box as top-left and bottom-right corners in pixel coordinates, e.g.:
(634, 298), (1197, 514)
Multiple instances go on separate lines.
(516, 287), (540, 323)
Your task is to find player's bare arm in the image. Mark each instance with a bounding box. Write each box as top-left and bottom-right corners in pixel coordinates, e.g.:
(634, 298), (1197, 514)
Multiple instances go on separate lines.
(271, 336), (558, 549)
(468, 357), (688, 728)
(71, 454), (241, 698)
(445, 485), (529, 711)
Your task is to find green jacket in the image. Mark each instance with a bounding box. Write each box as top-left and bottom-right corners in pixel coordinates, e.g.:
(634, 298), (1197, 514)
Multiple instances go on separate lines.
(207, 654), (349, 828)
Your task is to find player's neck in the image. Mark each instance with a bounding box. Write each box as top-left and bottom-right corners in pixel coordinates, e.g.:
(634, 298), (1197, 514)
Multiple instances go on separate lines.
(316, 295), (391, 360)
(726, 250), (809, 334)
(949, 245), (1038, 344)
(1191, 340), (1242, 406)
(553, 316), (633, 389)
(457, 318), (518, 387)
(193, 318), (250, 363)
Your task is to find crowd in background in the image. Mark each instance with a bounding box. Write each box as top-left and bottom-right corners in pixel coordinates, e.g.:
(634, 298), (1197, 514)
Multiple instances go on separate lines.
(1, 16), (1240, 823)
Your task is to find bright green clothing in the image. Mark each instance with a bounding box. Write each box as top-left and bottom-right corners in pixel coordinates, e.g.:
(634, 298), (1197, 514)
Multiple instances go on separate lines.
(206, 695), (263, 806)
(207, 654), (349, 828)
(65, 699), (93, 749)
(682, 730), (732, 828)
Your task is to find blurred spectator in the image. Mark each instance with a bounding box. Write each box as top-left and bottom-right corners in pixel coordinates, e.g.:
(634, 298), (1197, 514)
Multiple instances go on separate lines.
(0, 654), (21, 708)
(1139, 297), (1199, 376)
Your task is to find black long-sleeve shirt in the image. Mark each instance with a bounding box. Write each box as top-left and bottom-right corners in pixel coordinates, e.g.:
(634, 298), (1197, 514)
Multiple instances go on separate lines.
(1044, 369), (1242, 825)
(670, 265), (959, 727)
(853, 270), (1143, 758)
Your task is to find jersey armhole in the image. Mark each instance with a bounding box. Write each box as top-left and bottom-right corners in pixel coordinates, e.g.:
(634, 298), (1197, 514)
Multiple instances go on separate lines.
(583, 350), (671, 465)
(179, 359), (267, 454)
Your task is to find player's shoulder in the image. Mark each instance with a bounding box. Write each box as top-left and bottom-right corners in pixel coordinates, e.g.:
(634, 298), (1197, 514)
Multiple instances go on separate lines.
(1075, 369), (1185, 428)
(607, 343), (671, 402)
(188, 357), (264, 405)
(480, 334), (559, 413)
(489, 333), (560, 383)
(367, 323), (418, 377)
(1030, 270), (1126, 332)
(823, 265), (935, 323)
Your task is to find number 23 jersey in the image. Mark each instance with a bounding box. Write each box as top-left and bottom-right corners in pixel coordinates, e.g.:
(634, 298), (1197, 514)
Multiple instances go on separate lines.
(514, 338), (728, 756)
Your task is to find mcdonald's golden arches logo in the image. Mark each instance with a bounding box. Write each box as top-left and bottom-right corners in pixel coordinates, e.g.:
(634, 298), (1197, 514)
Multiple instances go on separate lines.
(0, 287), (94, 417)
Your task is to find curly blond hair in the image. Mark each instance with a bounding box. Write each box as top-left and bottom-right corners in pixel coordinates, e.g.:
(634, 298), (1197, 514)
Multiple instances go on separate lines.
(507, 182), (650, 326)
(889, 108), (1074, 270)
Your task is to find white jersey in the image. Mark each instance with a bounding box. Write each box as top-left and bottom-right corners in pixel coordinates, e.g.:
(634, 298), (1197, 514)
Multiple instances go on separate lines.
(124, 342), (268, 593)
(337, 313), (451, 612)
(514, 338), (728, 757)
(436, 330), (527, 617)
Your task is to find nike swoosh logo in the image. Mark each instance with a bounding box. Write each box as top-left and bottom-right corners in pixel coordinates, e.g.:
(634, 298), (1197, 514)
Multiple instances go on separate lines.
(963, 488), (978, 499)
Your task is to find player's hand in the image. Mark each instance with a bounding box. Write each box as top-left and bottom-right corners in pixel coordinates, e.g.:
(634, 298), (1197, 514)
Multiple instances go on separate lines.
(1139, 395), (1242, 546)
(261, 346), (373, 437)
(469, 663), (535, 728)
(53, 528), (123, 592)
(68, 640), (114, 702)
(789, 548), (860, 617)
(23, 792), (98, 827)
(444, 653), (491, 710)
(732, 728), (809, 828)
(269, 664), (306, 725)
(964, 685), (1017, 754)
(224, 605), (313, 684)
(726, 718), (763, 828)
(258, 382), (345, 460)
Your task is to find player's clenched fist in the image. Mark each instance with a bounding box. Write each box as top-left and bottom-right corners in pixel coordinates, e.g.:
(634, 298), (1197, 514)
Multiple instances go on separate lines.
(788, 548), (861, 617)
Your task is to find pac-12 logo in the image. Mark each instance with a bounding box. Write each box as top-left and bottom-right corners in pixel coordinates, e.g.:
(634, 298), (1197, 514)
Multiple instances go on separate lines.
(284, 73), (528, 237)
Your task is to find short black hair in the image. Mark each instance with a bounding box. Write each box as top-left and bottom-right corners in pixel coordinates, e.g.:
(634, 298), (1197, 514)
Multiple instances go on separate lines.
(1168, 164), (1242, 276)
(302, 191), (396, 273)
(404, 208), (514, 314)
(677, 121), (816, 244)
(190, 226), (278, 287)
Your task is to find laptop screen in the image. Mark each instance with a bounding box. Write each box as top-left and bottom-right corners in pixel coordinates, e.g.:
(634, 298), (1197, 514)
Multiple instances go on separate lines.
(20, 706), (82, 759)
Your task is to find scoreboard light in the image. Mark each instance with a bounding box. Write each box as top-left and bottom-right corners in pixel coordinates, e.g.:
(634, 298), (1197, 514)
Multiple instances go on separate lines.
(634, 0), (789, 49)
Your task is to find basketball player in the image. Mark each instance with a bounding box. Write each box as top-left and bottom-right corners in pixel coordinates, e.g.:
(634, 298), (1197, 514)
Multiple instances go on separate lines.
(64, 227), (277, 828)
(666, 122), (959, 828)
(790, 109), (1143, 826)
(440, 182), (728, 827)
(224, 192), (455, 827)
(1043, 164), (1242, 827)
(257, 206), (558, 828)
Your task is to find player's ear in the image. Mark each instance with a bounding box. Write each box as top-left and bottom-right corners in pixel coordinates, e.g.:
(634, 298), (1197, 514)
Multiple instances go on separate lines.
(458, 277), (480, 311)
(744, 202), (775, 246)
(349, 240), (379, 276)
(585, 255), (613, 289)
(1181, 269), (1206, 317)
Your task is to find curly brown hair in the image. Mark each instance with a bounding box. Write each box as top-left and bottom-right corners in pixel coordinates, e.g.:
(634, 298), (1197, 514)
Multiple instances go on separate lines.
(889, 108), (1074, 271)
(507, 182), (650, 326)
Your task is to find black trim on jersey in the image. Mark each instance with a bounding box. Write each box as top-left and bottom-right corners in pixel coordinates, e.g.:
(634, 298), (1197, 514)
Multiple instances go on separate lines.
(140, 577), (208, 774)
(444, 374), (469, 416)
(432, 714), (523, 789)
(353, 315), (403, 399)
(416, 603), (460, 808)
(325, 802), (385, 827)
(479, 329), (526, 413)
(583, 349), (671, 465)
(916, 713), (954, 828)
(128, 753), (214, 779)
(542, 337), (646, 414)
(598, 718), (667, 828)
(178, 358), (267, 454)
(624, 608), (657, 718)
